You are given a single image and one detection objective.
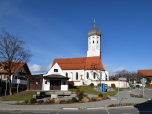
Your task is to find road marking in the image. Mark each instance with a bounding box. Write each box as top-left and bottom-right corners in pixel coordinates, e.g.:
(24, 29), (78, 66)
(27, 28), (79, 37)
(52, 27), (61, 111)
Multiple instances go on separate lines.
(63, 108), (78, 110)
(105, 105), (110, 114)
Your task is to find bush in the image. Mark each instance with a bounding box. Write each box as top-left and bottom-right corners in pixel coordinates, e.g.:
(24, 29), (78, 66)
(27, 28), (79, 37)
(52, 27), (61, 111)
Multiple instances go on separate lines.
(60, 100), (66, 104)
(66, 99), (71, 103)
(44, 98), (54, 104)
(98, 93), (103, 97)
(30, 98), (36, 104)
(102, 96), (110, 100)
(111, 84), (116, 88)
(94, 96), (102, 101)
(55, 99), (60, 104)
(75, 89), (84, 97)
(90, 83), (94, 86)
(97, 83), (101, 87)
(81, 97), (89, 103)
(79, 95), (83, 101)
(37, 100), (44, 103)
(23, 99), (29, 104)
(146, 77), (151, 84)
(71, 97), (77, 102)
(90, 97), (96, 102)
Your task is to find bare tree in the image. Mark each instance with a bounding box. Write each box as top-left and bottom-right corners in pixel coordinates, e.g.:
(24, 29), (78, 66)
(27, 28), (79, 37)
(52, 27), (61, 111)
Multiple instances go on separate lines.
(90, 63), (102, 86)
(0, 29), (32, 96)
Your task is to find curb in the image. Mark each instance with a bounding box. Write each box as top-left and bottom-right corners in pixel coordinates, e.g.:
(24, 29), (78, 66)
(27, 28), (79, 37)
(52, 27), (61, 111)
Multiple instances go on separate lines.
(107, 106), (134, 109)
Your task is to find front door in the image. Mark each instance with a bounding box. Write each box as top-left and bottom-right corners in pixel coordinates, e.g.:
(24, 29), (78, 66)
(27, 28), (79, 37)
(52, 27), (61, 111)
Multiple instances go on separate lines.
(50, 80), (61, 90)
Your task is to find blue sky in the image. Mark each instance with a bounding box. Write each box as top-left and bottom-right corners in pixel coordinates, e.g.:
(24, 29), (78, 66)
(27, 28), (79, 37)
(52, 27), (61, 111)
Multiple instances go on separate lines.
(0, 0), (152, 75)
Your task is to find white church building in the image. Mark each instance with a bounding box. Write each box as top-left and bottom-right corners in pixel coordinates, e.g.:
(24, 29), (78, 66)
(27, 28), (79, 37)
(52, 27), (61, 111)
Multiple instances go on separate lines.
(49, 23), (109, 86)
(27, 22), (129, 91)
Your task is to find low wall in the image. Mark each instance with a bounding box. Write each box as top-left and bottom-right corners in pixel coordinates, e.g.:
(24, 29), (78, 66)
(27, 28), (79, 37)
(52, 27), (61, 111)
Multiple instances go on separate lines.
(89, 80), (129, 88)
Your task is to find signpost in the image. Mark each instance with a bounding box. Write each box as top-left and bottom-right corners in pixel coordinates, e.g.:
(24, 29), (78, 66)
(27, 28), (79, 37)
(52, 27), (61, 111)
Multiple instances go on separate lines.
(118, 78), (127, 104)
(17, 79), (20, 93)
(141, 78), (147, 98)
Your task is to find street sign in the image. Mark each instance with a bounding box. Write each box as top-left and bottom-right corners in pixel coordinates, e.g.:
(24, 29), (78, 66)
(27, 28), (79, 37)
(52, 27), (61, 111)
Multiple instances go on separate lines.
(17, 79), (20, 83)
(119, 78), (127, 80)
(141, 78), (147, 85)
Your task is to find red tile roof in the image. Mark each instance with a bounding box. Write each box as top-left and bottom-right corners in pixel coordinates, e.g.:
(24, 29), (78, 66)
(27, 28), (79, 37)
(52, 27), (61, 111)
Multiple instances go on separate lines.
(0, 62), (31, 75)
(52, 56), (105, 71)
(138, 69), (152, 76)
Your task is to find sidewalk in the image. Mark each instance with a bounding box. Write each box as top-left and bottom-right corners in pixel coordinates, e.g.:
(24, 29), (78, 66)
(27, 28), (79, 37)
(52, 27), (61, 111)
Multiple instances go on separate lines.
(0, 89), (148, 110)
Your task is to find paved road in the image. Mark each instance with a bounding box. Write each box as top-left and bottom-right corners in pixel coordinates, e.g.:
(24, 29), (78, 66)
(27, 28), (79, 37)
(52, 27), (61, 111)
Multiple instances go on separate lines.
(130, 88), (152, 99)
(0, 105), (152, 114)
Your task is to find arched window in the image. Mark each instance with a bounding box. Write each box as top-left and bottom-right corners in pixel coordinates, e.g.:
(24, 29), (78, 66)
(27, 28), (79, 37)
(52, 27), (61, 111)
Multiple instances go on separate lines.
(86, 72), (89, 79)
(93, 41), (94, 43)
(76, 72), (78, 80)
(97, 41), (98, 44)
(66, 72), (68, 77)
(93, 72), (96, 79)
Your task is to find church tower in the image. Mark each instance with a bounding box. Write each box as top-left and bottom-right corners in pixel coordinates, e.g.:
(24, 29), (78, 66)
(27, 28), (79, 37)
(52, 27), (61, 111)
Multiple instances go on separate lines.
(87, 20), (101, 58)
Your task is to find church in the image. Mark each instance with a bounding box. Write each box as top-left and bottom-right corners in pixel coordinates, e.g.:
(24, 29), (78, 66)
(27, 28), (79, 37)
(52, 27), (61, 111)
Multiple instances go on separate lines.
(27, 22), (109, 91)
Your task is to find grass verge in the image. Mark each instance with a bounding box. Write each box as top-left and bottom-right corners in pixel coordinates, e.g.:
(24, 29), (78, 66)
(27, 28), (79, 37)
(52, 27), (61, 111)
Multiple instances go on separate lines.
(2, 91), (38, 101)
(145, 87), (152, 89)
(70, 86), (126, 96)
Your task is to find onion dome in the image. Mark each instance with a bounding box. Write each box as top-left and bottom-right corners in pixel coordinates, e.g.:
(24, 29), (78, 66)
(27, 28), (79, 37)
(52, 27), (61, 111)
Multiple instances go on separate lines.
(88, 22), (101, 36)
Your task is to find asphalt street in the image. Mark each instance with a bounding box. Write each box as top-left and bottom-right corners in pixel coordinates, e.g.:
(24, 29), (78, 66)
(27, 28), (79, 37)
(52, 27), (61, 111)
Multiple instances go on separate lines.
(0, 105), (152, 114)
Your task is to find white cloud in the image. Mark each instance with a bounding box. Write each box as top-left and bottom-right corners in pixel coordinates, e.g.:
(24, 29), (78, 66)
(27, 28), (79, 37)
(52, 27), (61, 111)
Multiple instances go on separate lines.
(111, 67), (127, 73)
(29, 63), (52, 74)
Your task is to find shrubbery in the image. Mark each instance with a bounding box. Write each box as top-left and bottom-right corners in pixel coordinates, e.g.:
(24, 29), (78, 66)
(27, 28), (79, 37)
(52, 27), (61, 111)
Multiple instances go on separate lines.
(30, 98), (36, 104)
(75, 89), (84, 97)
(97, 83), (101, 87)
(79, 95), (83, 101)
(81, 97), (89, 103)
(23, 99), (29, 104)
(71, 97), (77, 102)
(37, 100), (44, 103)
(98, 93), (103, 97)
(90, 83), (94, 86)
(55, 99), (60, 104)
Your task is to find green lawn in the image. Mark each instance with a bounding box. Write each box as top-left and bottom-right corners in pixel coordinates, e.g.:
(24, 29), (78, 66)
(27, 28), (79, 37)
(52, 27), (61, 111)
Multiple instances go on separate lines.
(2, 91), (38, 101)
(70, 86), (126, 96)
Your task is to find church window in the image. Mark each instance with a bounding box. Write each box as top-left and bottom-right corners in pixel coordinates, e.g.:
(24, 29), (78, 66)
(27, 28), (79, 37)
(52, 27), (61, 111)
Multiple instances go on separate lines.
(76, 72), (78, 80)
(93, 37), (94, 38)
(93, 41), (94, 43)
(54, 69), (58, 72)
(93, 72), (96, 79)
(66, 72), (68, 77)
(86, 72), (89, 79)
(97, 41), (98, 44)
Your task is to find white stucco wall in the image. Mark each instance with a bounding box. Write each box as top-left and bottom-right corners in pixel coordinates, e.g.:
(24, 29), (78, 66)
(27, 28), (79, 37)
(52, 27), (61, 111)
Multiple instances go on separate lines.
(87, 35), (101, 57)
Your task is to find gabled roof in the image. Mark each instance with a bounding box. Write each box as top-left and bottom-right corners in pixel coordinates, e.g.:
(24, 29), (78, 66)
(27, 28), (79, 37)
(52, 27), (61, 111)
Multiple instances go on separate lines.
(52, 56), (105, 71)
(138, 69), (152, 76)
(0, 62), (31, 75)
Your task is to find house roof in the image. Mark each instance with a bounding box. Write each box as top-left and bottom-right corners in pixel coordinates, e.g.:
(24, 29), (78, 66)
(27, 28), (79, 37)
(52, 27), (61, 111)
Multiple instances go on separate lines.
(138, 69), (152, 76)
(0, 62), (31, 75)
(52, 56), (105, 71)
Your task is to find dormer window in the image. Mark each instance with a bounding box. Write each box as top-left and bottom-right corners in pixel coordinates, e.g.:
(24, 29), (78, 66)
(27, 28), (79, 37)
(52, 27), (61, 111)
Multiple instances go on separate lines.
(54, 69), (58, 72)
